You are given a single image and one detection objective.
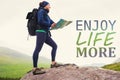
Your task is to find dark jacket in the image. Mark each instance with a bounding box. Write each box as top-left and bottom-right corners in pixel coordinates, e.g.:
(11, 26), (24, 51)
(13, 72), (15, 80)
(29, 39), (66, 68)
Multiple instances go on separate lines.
(37, 8), (54, 31)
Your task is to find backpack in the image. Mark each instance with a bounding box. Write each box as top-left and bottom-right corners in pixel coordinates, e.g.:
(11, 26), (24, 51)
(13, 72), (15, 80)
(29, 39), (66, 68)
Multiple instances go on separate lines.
(26, 8), (38, 36)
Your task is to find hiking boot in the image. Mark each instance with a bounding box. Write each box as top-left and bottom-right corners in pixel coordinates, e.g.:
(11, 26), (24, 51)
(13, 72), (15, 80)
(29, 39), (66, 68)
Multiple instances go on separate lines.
(51, 62), (63, 68)
(27, 67), (44, 73)
(32, 68), (46, 75)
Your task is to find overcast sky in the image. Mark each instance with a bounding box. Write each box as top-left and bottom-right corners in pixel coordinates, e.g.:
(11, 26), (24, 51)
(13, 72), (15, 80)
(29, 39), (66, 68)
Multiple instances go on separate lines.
(0, 0), (120, 66)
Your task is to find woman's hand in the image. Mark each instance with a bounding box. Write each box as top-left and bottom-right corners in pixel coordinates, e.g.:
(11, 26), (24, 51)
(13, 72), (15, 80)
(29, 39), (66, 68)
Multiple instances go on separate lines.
(51, 23), (56, 28)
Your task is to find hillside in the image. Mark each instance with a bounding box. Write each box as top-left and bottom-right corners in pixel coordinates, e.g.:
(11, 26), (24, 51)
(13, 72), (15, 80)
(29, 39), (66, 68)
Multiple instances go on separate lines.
(0, 47), (50, 64)
(102, 62), (120, 71)
(0, 47), (31, 64)
(0, 47), (50, 79)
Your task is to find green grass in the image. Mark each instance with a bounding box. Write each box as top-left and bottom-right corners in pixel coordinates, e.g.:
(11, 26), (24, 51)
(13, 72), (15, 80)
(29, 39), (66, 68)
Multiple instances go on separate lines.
(102, 62), (120, 71)
(0, 77), (20, 80)
(0, 63), (49, 80)
(0, 47), (50, 80)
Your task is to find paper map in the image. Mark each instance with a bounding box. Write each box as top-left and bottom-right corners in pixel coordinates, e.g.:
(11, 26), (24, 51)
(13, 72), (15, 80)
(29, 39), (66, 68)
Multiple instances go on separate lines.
(50, 19), (72, 30)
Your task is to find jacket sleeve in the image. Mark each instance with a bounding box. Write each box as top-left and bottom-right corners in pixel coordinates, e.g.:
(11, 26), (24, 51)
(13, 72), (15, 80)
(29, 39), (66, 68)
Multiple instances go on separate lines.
(38, 10), (51, 27)
(50, 19), (54, 25)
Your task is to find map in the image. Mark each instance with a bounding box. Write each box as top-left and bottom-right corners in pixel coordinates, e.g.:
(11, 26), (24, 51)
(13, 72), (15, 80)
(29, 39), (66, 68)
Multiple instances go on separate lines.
(50, 19), (72, 30)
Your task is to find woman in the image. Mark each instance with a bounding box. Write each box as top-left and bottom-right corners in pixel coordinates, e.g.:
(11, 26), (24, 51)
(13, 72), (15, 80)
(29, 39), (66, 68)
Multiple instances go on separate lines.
(32, 1), (61, 75)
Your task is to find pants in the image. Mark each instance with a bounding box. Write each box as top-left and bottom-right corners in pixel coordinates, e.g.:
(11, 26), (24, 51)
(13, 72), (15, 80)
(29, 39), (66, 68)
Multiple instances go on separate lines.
(33, 32), (57, 67)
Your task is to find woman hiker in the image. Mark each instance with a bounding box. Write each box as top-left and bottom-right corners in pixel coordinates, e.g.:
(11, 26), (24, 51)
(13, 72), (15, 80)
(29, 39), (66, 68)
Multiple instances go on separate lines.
(32, 1), (62, 75)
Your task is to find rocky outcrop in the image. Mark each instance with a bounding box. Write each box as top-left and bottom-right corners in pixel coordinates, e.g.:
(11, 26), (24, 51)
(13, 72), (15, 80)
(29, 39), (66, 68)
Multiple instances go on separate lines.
(20, 64), (120, 80)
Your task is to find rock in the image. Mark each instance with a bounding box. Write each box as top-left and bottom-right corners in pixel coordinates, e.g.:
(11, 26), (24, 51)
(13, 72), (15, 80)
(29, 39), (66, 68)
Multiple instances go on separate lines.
(20, 64), (120, 80)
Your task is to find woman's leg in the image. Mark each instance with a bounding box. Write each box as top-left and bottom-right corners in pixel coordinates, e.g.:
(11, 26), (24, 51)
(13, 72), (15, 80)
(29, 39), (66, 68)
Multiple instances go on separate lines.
(33, 32), (46, 68)
(45, 34), (57, 63)
(45, 34), (63, 68)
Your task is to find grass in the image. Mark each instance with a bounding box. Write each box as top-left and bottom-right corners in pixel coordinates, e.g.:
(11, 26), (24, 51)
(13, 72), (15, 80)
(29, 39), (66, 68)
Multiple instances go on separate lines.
(102, 62), (120, 71)
(0, 47), (50, 80)
(0, 63), (49, 80)
(0, 77), (20, 80)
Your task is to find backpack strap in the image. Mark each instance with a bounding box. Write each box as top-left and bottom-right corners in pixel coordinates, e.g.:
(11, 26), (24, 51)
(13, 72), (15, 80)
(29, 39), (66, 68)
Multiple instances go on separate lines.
(48, 31), (51, 37)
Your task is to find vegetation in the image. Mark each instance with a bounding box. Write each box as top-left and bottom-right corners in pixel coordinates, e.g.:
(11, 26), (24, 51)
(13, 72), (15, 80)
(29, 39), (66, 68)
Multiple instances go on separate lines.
(0, 63), (49, 80)
(1, 47), (120, 80)
(0, 47), (49, 80)
(102, 62), (120, 71)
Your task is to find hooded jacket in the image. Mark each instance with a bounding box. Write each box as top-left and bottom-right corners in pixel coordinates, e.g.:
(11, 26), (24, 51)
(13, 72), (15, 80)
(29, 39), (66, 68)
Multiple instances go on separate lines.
(37, 8), (54, 32)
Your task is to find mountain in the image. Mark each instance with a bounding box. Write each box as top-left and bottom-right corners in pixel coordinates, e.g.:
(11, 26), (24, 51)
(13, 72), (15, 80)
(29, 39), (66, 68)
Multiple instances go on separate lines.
(0, 47), (50, 64)
(0, 47), (30, 64)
